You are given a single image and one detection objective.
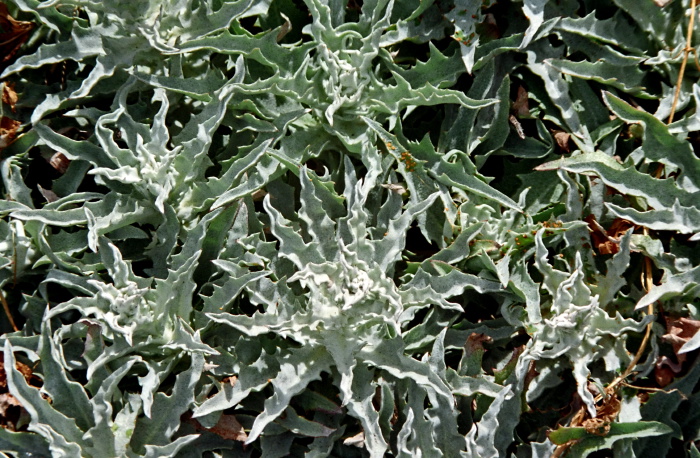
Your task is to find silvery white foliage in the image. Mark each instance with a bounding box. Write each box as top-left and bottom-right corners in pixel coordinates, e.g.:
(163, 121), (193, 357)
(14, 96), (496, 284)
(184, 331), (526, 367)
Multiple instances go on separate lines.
(3, 0), (269, 121)
(203, 159), (475, 455)
(2, 332), (204, 458)
(294, 0), (492, 152)
(40, 211), (221, 417)
(172, 0), (493, 157)
(0, 217), (38, 290)
(525, 229), (649, 417)
(2, 0), (698, 455)
(35, 75), (237, 225)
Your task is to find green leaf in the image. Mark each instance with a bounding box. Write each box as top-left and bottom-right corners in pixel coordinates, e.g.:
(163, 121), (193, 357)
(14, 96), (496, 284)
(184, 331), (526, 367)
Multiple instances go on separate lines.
(130, 353), (205, 453)
(549, 421), (673, 457)
(3, 343), (84, 446)
(603, 92), (700, 192)
(246, 346), (333, 443)
(535, 151), (697, 209)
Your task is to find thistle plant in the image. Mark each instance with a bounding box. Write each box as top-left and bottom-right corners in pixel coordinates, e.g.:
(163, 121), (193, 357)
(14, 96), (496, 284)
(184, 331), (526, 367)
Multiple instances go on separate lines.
(1, 0), (700, 457)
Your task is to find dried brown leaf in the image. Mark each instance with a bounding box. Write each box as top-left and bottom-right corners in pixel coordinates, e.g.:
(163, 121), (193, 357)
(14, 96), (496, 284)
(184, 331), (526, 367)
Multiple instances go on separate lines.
(208, 414), (248, 442)
(49, 152), (70, 174)
(512, 86), (530, 117)
(0, 116), (20, 150)
(183, 411), (248, 442)
(0, 3), (34, 70)
(2, 83), (18, 112)
(584, 215), (634, 255)
(553, 131), (571, 154)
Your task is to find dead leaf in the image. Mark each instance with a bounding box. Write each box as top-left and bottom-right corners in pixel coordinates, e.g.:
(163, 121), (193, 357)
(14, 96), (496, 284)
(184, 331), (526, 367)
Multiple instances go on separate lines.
(0, 3), (34, 71)
(2, 83), (18, 112)
(511, 85), (530, 117)
(184, 411), (248, 442)
(0, 116), (20, 150)
(49, 152), (70, 174)
(653, 0), (673, 6)
(37, 184), (59, 203)
(276, 12), (292, 42)
(651, 317), (700, 386)
(654, 358), (679, 387)
(663, 317), (700, 353)
(381, 182), (407, 195)
(553, 131), (571, 153)
(461, 333), (492, 374)
(0, 393), (21, 410)
(585, 215), (634, 255)
(208, 414), (248, 442)
(509, 114), (525, 139)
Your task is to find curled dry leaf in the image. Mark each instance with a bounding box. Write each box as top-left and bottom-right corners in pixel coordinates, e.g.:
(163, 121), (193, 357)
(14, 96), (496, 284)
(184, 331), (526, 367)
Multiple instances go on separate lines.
(585, 215), (634, 255)
(208, 414), (248, 442)
(381, 182), (407, 195)
(49, 152), (71, 174)
(276, 12), (292, 42)
(512, 85), (530, 117)
(582, 391), (621, 436)
(37, 184), (59, 203)
(184, 411), (248, 442)
(662, 317), (700, 353)
(654, 317), (700, 386)
(655, 358), (679, 387)
(0, 3), (34, 71)
(0, 116), (20, 150)
(553, 130), (571, 153)
(509, 114), (526, 139)
(2, 83), (18, 113)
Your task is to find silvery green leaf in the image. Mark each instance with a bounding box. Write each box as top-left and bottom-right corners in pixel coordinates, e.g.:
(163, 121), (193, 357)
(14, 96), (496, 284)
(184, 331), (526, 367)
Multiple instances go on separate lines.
(471, 76), (511, 162)
(130, 353), (205, 453)
(465, 386), (513, 456)
(246, 346), (333, 444)
(527, 59), (592, 149)
(142, 435), (200, 458)
(668, 83), (700, 133)
(535, 151), (698, 209)
(1, 157), (34, 208)
(521, 0), (547, 49)
(9, 0), (74, 34)
(3, 343), (84, 446)
(556, 12), (647, 52)
(363, 117), (519, 211)
(446, 368), (503, 398)
(548, 59), (649, 95)
(37, 318), (93, 432)
(510, 258), (542, 324)
(555, 421), (673, 457)
(360, 338), (453, 405)
(0, 428), (50, 456)
(394, 42), (464, 90)
(275, 407), (335, 437)
(443, 0), (481, 73)
(344, 364), (387, 457)
(603, 92), (700, 192)
(81, 359), (137, 457)
(607, 200), (700, 235)
(636, 265), (700, 311)
(612, 0), (683, 45)
(593, 229), (633, 307)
